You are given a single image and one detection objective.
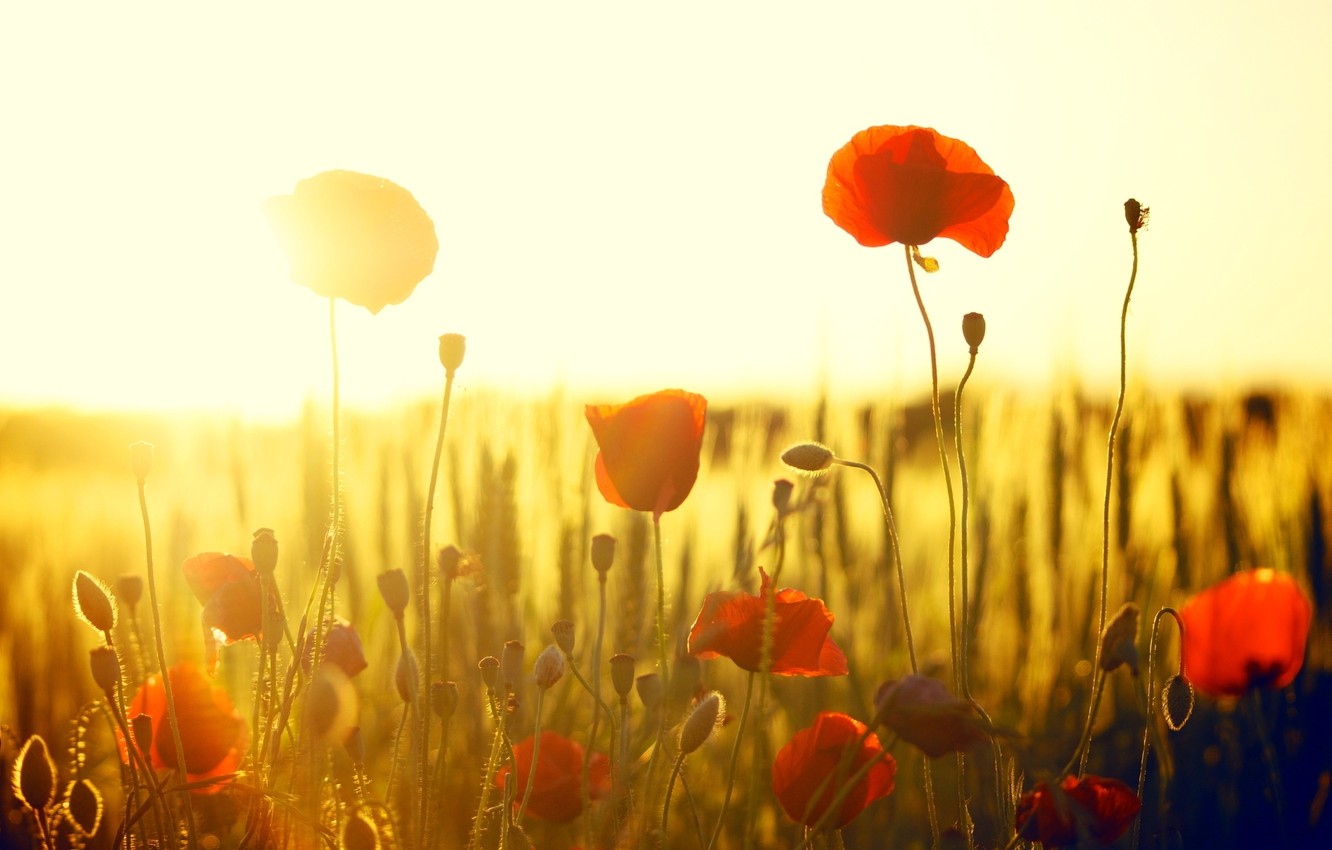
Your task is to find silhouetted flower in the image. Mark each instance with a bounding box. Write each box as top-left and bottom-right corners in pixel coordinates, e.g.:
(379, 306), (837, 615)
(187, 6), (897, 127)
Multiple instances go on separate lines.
(302, 618), (368, 679)
(495, 731), (610, 822)
(688, 568), (847, 677)
(585, 389), (707, 520)
(1179, 568), (1311, 696)
(872, 674), (990, 757)
(772, 712), (895, 830)
(123, 664), (247, 791)
(264, 170), (439, 314)
(1015, 775), (1141, 847)
(823, 125), (1014, 257)
(182, 552), (272, 671)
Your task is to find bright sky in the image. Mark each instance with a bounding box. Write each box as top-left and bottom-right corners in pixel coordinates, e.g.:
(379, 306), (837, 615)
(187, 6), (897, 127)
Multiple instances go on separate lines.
(3, 2), (1331, 417)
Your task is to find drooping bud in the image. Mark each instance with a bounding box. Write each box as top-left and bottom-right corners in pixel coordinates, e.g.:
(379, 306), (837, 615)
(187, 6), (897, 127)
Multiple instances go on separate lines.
(636, 672), (662, 711)
(478, 656), (501, 692)
(437, 545), (462, 580)
(771, 478), (794, 514)
(251, 528), (279, 575)
(610, 654), (635, 700)
(679, 691), (725, 756)
(1162, 675), (1194, 732)
(1125, 198), (1150, 235)
(73, 571), (117, 634)
(129, 441), (154, 483)
(88, 647), (121, 698)
(781, 442), (835, 474)
(962, 312), (986, 354)
(438, 333), (466, 374)
(432, 681), (459, 720)
(590, 534), (616, 575)
(376, 569), (410, 619)
(1099, 602), (1141, 674)
(395, 651), (419, 704)
(114, 575), (143, 612)
(551, 620), (576, 655)
(533, 644), (566, 690)
(66, 778), (104, 837)
(872, 674), (990, 757)
(14, 735), (57, 812)
(500, 641), (525, 690)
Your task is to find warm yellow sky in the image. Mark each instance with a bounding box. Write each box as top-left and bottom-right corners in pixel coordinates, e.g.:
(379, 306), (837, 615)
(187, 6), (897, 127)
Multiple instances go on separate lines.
(3, 2), (1331, 417)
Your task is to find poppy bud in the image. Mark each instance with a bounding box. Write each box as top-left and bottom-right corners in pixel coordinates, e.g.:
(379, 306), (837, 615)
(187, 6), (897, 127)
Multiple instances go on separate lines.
(115, 574), (143, 611)
(66, 778), (103, 837)
(551, 620), (576, 655)
(73, 571), (117, 634)
(636, 673), (662, 710)
(1125, 198), (1150, 235)
(396, 651), (419, 704)
(771, 478), (794, 514)
(89, 646), (121, 698)
(781, 442), (834, 474)
(1099, 602), (1141, 674)
(679, 691), (725, 756)
(609, 653), (635, 700)
(251, 528), (279, 575)
(438, 333), (466, 374)
(432, 681), (458, 719)
(342, 809), (380, 850)
(590, 534), (616, 575)
(534, 644), (566, 690)
(500, 641), (525, 690)
(962, 312), (986, 354)
(1162, 675), (1194, 731)
(129, 441), (153, 483)
(14, 735), (56, 812)
(478, 656), (500, 691)
(437, 545), (462, 580)
(343, 726), (365, 763)
(376, 569), (410, 619)
(130, 714), (153, 759)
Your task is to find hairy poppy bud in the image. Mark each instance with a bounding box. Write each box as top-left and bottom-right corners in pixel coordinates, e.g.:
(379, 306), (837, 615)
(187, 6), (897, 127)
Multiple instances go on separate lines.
(66, 778), (103, 837)
(590, 533), (616, 575)
(609, 654), (635, 700)
(251, 528), (279, 575)
(376, 569), (410, 619)
(342, 810), (380, 850)
(478, 656), (500, 691)
(1162, 675), (1194, 731)
(781, 442), (834, 474)
(115, 574), (143, 611)
(14, 735), (56, 812)
(679, 691), (725, 756)
(962, 312), (986, 354)
(89, 646), (121, 698)
(439, 333), (466, 374)
(1099, 602), (1141, 674)
(432, 681), (458, 719)
(73, 571), (117, 634)
(395, 651), (419, 704)
(551, 620), (576, 655)
(500, 640), (525, 690)
(534, 644), (566, 690)
(1125, 198), (1149, 235)
(129, 441), (153, 483)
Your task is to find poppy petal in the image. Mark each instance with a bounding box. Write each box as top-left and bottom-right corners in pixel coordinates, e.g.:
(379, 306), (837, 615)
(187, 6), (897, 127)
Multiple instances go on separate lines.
(585, 389), (706, 517)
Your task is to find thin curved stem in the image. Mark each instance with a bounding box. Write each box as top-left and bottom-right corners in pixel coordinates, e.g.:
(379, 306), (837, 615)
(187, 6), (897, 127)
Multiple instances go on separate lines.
(515, 688), (546, 825)
(1133, 606), (1182, 848)
(706, 671), (755, 850)
(662, 751), (688, 844)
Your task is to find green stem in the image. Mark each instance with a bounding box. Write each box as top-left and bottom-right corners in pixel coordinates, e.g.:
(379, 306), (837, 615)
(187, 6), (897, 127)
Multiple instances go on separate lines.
(662, 750), (687, 844)
(469, 690), (509, 850)
(706, 671), (755, 850)
(1061, 668), (1106, 778)
(1133, 606), (1182, 848)
(643, 514), (671, 821)
(584, 574), (609, 847)
(515, 688), (546, 825)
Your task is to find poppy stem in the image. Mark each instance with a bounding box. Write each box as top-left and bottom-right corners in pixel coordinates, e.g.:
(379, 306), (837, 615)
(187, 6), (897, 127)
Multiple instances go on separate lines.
(1133, 606), (1183, 848)
(585, 571), (611, 847)
(662, 750), (687, 844)
(643, 514), (671, 819)
(469, 688), (510, 850)
(1061, 667), (1106, 779)
(1083, 228), (1139, 774)
(515, 688), (546, 825)
(706, 671), (755, 850)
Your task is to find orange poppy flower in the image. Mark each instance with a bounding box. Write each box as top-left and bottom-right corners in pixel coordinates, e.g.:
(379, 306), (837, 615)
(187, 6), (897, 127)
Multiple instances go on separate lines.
(1014, 774), (1141, 848)
(495, 731), (610, 822)
(122, 663), (247, 791)
(823, 125), (1014, 256)
(872, 674), (991, 757)
(687, 568), (847, 677)
(585, 389), (707, 520)
(264, 170), (439, 314)
(1179, 568), (1312, 697)
(772, 711), (895, 830)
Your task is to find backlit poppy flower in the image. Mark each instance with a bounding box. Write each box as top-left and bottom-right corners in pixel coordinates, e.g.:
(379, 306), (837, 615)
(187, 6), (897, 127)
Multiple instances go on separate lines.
(1179, 568), (1312, 697)
(823, 125), (1014, 257)
(687, 568), (847, 677)
(1015, 775), (1141, 847)
(871, 674), (991, 757)
(772, 711), (895, 830)
(301, 618), (369, 679)
(264, 170), (439, 314)
(182, 552), (273, 672)
(122, 663), (247, 791)
(495, 731), (610, 822)
(585, 389), (707, 520)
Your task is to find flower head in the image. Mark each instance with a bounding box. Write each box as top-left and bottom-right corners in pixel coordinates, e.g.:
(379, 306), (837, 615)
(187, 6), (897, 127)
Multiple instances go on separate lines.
(302, 618), (368, 679)
(872, 674), (991, 757)
(264, 170), (438, 313)
(688, 568), (847, 676)
(772, 712), (896, 830)
(495, 731), (610, 822)
(182, 552), (273, 671)
(585, 389), (707, 519)
(823, 125), (1014, 256)
(1015, 774), (1141, 847)
(123, 663), (247, 790)
(1179, 568), (1311, 697)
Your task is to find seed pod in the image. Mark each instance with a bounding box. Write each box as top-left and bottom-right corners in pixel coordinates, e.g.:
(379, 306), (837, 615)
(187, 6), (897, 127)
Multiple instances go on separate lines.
(431, 681), (458, 720)
(14, 735), (57, 812)
(590, 534), (616, 575)
(771, 478), (794, 513)
(130, 714), (153, 760)
(551, 620), (576, 655)
(437, 545), (462, 580)
(1162, 675), (1195, 732)
(73, 571), (117, 634)
(679, 691), (725, 756)
(65, 778), (104, 837)
(478, 656), (500, 692)
(438, 333), (466, 374)
(114, 575), (144, 611)
(376, 570), (410, 619)
(962, 312), (987, 354)
(781, 442), (834, 474)
(128, 441), (153, 482)
(251, 528), (279, 575)
(609, 654), (635, 700)
(89, 647), (121, 698)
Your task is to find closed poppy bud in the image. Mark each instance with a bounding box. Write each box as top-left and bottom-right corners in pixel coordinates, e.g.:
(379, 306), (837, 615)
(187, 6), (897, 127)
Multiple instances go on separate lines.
(376, 569), (410, 619)
(772, 478), (795, 514)
(478, 656), (501, 691)
(432, 681), (458, 720)
(396, 651), (419, 704)
(14, 735), (57, 812)
(585, 389), (707, 519)
(130, 714), (153, 760)
(342, 809), (380, 850)
(781, 442), (834, 474)
(66, 778), (103, 837)
(1099, 602), (1141, 674)
(251, 528), (278, 575)
(89, 646), (121, 698)
(439, 333), (466, 374)
(590, 534), (616, 575)
(609, 654), (635, 700)
(129, 441), (153, 483)
(962, 312), (986, 354)
(500, 640), (526, 690)
(73, 571), (117, 634)
(636, 673), (662, 710)
(437, 545), (462, 580)
(551, 620), (576, 655)
(679, 691), (725, 756)
(115, 574), (143, 611)
(534, 644), (566, 690)
(1125, 198), (1149, 235)
(1162, 675), (1194, 731)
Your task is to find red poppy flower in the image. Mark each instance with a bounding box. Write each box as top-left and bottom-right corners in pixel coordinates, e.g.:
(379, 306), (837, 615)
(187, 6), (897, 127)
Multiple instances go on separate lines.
(871, 674), (991, 757)
(823, 125), (1014, 256)
(1179, 568), (1312, 697)
(1015, 775), (1141, 847)
(585, 389), (707, 520)
(264, 169), (439, 314)
(122, 663), (247, 791)
(772, 711), (896, 830)
(687, 568), (847, 677)
(302, 618), (369, 679)
(495, 731), (610, 822)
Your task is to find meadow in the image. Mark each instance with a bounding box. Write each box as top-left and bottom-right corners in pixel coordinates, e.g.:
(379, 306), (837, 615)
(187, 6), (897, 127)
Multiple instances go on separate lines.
(0, 380), (1327, 849)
